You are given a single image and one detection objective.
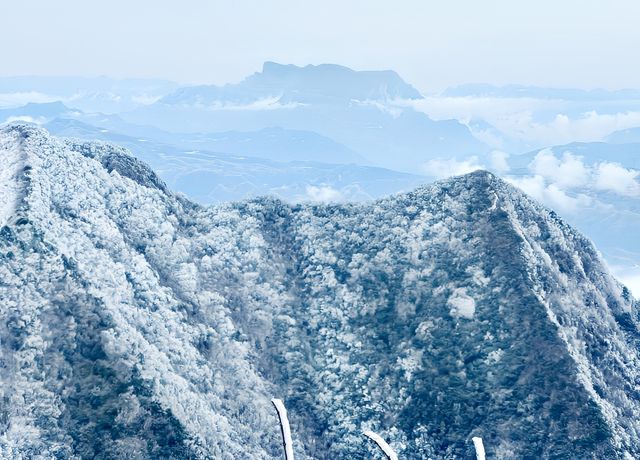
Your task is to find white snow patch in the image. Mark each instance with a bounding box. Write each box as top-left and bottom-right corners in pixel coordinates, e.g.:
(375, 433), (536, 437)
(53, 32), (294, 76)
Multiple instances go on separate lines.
(0, 131), (25, 227)
(447, 288), (476, 319)
(486, 349), (504, 364)
(488, 191), (499, 211)
(397, 349), (423, 382)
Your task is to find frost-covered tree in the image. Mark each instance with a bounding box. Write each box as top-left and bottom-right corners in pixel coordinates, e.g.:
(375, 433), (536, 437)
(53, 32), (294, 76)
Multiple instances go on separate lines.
(1, 125), (639, 459)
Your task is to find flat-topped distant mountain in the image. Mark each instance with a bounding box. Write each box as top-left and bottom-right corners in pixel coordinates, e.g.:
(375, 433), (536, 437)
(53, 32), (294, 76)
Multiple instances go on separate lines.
(160, 61), (423, 106)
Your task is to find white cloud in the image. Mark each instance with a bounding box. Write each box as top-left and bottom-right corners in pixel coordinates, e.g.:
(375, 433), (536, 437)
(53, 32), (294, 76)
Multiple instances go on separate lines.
(421, 152), (509, 179)
(517, 110), (640, 146)
(401, 96), (640, 148)
(506, 175), (592, 214)
(422, 156), (484, 178)
(524, 148), (640, 197)
(468, 125), (504, 149)
(506, 147), (640, 219)
(489, 150), (510, 174)
(200, 96), (305, 111)
(305, 185), (343, 202)
(594, 162), (640, 196)
(131, 94), (164, 105)
(399, 96), (555, 123)
(354, 99), (403, 118)
(529, 149), (589, 188)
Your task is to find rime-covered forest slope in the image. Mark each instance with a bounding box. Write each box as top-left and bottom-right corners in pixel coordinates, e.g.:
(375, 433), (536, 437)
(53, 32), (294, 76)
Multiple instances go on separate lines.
(0, 124), (639, 459)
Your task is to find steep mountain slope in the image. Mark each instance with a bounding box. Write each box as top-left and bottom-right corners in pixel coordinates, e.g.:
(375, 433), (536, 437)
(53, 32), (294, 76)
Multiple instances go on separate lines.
(0, 125), (638, 459)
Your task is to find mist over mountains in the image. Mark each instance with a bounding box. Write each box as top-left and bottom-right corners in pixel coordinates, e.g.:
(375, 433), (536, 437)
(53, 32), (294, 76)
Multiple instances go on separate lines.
(0, 76), (177, 113)
(1, 62), (638, 296)
(1, 125), (639, 458)
(123, 62), (488, 172)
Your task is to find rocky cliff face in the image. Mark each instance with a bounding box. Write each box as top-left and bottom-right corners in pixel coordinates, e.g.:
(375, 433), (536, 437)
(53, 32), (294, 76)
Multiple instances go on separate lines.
(0, 125), (638, 459)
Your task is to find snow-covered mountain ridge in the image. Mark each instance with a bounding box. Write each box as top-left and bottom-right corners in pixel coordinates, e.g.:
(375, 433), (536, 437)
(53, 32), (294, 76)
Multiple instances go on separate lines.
(0, 125), (638, 459)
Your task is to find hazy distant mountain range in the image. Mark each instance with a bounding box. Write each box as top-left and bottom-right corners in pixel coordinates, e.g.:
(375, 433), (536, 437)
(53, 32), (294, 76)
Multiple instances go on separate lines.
(0, 103), (429, 203)
(0, 76), (178, 113)
(123, 62), (490, 171)
(442, 83), (640, 101)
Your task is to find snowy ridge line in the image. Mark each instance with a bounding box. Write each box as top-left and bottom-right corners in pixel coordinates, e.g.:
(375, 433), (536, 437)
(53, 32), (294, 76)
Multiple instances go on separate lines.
(363, 431), (398, 460)
(272, 399), (294, 460)
(0, 125), (28, 227)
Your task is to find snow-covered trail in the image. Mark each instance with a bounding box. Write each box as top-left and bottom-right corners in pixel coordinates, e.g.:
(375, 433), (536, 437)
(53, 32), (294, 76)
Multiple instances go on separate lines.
(0, 127), (26, 227)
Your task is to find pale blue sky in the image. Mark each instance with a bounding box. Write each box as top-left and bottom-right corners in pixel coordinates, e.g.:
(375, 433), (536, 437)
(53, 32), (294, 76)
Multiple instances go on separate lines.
(2, 0), (639, 91)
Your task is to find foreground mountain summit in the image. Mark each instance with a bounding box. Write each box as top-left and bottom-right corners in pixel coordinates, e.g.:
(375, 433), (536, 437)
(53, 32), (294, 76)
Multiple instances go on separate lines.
(0, 125), (639, 459)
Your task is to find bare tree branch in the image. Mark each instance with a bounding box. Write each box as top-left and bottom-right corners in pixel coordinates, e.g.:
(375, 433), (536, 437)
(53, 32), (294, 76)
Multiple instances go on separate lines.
(272, 398), (294, 460)
(363, 430), (398, 460)
(472, 437), (485, 460)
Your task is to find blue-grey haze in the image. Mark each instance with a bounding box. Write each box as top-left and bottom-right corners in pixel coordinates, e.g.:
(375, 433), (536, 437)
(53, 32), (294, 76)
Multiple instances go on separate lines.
(1, 62), (639, 296)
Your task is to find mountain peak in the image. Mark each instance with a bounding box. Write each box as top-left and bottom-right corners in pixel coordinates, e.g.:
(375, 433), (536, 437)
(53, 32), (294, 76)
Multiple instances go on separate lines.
(1, 130), (639, 458)
(251, 61), (422, 101)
